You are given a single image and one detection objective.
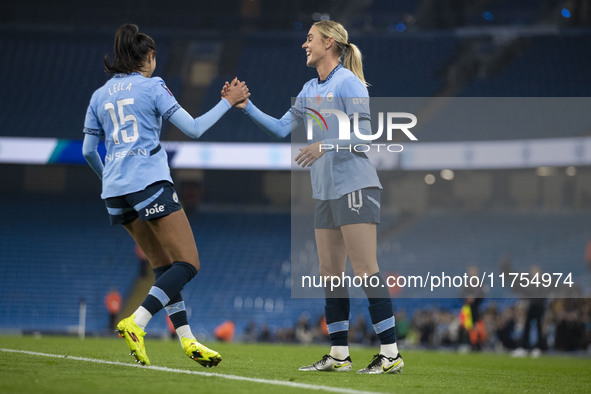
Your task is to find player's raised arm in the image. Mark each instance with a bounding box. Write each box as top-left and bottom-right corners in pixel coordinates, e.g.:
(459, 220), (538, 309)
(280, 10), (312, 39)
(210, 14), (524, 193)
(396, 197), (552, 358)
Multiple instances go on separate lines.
(168, 78), (249, 139)
(221, 80), (301, 139)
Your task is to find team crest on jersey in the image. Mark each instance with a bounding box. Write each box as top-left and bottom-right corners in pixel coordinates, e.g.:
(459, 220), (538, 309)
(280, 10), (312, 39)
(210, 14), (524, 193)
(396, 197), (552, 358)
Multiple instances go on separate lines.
(161, 83), (174, 96)
(315, 94), (322, 105)
(326, 92), (334, 102)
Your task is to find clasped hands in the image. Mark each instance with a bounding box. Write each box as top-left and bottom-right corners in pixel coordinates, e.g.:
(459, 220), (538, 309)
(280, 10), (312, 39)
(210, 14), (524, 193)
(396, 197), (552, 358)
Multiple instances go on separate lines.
(221, 77), (250, 107)
(220, 78), (324, 167)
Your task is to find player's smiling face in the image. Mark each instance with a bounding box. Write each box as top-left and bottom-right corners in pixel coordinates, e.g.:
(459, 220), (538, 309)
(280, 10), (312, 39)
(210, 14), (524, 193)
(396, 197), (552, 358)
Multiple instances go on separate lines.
(302, 26), (327, 68)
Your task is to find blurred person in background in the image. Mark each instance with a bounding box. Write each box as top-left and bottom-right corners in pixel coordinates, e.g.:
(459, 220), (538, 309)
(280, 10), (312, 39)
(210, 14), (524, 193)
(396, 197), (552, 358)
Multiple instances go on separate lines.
(511, 266), (548, 357)
(104, 287), (122, 330)
(459, 265), (487, 351)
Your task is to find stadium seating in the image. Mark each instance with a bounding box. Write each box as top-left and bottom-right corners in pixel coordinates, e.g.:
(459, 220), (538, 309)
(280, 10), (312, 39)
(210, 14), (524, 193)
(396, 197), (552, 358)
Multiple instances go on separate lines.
(4, 25), (590, 143)
(459, 34), (591, 98)
(1, 194), (587, 337)
(0, 195), (137, 333)
(0, 30), (172, 139)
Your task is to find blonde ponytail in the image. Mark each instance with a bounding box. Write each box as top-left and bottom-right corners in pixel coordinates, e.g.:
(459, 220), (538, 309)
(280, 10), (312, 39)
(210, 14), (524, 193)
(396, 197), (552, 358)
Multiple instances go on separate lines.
(313, 20), (368, 87)
(342, 42), (367, 87)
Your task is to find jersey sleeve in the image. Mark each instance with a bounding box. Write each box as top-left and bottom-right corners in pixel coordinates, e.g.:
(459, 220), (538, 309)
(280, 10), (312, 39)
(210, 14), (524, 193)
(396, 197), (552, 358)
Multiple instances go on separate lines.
(340, 76), (370, 121)
(168, 99), (232, 139)
(152, 78), (181, 120)
(243, 100), (299, 139)
(83, 91), (104, 136)
(289, 84), (308, 120)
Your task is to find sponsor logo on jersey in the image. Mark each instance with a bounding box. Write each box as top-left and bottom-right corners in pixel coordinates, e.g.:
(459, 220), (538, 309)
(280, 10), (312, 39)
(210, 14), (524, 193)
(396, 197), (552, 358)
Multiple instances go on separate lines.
(145, 203), (165, 217)
(105, 148), (148, 162)
(315, 94), (322, 105)
(352, 97), (369, 105)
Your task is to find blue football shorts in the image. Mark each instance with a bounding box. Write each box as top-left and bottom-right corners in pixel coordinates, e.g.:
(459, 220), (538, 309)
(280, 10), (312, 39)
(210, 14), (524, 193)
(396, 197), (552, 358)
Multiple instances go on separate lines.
(104, 181), (183, 225)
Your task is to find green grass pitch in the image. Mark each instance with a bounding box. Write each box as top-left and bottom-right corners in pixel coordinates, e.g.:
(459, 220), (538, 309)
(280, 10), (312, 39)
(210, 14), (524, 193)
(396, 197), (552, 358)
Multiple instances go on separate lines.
(0, 335), (589, 393)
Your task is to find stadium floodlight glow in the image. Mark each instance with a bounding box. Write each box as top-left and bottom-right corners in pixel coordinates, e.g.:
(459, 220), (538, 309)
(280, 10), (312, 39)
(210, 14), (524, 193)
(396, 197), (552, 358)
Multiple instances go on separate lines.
(566, 166), (577, 176)
(440, 169), (455, 181)
(535, 166), (555, 177)
(424, 173), (436, 185)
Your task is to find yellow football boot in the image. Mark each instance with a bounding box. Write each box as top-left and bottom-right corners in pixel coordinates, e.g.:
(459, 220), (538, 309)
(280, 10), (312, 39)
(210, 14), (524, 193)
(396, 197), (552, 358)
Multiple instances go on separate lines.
(116, 315), (150, 365)
(181, 337), (222, 367)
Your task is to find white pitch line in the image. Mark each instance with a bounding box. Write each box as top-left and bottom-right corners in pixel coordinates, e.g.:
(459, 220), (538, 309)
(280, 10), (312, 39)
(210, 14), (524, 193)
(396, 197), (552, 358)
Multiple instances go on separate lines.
(0, 348), (385, 394)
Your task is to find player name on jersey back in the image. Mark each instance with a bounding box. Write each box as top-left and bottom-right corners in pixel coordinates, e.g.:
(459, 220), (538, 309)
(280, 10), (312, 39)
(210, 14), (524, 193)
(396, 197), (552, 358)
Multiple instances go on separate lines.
(108, 82), (133, 96)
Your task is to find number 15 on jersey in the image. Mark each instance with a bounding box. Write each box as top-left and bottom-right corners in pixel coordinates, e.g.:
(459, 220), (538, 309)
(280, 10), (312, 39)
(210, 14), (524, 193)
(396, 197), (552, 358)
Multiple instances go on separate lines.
(105, 98), (139, 144)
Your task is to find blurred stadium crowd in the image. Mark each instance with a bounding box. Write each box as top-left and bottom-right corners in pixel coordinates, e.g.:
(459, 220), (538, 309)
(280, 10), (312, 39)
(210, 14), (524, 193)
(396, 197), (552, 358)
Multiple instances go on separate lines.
(0, 0), (590, 356)
(241, 298), (590, 355)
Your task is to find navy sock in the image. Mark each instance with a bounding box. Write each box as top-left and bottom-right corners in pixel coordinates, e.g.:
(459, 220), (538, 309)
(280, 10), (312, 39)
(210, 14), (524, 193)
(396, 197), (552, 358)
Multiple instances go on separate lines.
(324, 286), (350, 347)
(362, 273), (397, 345)
(153, 265), (189, 329)
(141, 261), (197, 316)
(153, 265), (171, 280)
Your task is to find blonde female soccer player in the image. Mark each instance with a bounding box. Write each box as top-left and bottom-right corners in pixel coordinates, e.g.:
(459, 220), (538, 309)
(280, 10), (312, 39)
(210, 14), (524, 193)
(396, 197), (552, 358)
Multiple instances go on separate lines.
(224, 20), (403, 374)
(83, 23), (249, 366)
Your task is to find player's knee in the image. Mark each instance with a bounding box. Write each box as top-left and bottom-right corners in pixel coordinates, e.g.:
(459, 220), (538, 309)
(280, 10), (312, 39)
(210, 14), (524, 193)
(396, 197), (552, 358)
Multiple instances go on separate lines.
(188, 256), (200, 272)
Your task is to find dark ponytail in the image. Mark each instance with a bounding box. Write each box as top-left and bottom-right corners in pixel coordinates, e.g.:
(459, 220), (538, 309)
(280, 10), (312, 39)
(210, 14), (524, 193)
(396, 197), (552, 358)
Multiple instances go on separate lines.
(104, 24), (156, 75)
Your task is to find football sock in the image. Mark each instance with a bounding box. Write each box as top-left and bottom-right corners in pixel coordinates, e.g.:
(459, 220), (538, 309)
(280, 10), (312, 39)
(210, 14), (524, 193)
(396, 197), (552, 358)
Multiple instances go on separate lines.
(139, 261), (198, 324)
(153, 265), (192, 340)
(330, 345), (350, 360)
(133, 306), (152, 331)
(153, 265), (172, 280)
(324, 286), (350, 347)
(175, 325), (196, 341)
(380, 343), (399, 358)
(363, 273), (397, 346)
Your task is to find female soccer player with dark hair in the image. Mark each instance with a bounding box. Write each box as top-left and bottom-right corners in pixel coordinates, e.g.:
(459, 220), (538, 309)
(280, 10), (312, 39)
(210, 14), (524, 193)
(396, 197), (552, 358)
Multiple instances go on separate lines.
(224, 20), (403, 374)
(82, 23), (249, 366)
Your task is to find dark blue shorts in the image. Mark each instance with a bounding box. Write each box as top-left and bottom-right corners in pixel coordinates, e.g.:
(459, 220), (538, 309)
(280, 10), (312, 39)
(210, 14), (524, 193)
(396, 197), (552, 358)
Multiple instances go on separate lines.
(104, 181), (183, 225)
(314, 187), (381, 229)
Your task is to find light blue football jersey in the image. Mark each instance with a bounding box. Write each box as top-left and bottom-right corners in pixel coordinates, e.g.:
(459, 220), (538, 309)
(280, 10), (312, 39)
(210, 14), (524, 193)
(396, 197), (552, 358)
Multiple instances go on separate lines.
(83, 72), (179, 199)
(291, 64), (382, 200)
